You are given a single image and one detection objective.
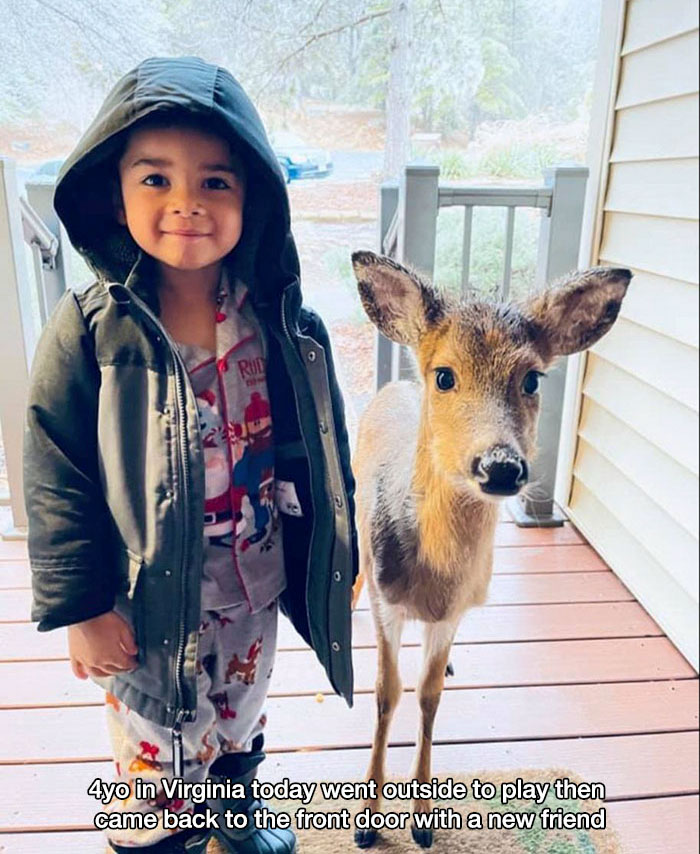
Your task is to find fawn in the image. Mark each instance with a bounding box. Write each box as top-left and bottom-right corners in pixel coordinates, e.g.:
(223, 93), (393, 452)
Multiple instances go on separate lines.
(350, 251), (631, 849)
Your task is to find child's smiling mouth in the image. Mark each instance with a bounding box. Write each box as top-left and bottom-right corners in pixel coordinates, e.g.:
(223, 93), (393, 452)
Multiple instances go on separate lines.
(163, 230), (211, 238)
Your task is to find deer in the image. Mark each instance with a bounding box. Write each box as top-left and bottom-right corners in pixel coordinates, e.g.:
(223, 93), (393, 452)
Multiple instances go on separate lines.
(349, 251), (631, 849)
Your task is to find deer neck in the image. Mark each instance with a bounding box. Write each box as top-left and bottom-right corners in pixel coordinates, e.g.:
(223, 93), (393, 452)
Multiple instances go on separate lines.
(412, 415), (499, 574)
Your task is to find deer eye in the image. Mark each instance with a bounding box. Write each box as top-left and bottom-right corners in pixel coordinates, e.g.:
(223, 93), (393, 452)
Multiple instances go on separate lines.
(522, 370), (543, 396)
(435, 367), (456, 392)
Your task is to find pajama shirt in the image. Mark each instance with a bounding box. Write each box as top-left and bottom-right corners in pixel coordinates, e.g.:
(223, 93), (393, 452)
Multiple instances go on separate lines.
(102, 276), (286, 847)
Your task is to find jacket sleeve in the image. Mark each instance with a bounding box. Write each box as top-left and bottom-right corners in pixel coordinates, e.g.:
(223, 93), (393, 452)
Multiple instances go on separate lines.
(300, 307), (360, 581)
(23, 290), (116, 631)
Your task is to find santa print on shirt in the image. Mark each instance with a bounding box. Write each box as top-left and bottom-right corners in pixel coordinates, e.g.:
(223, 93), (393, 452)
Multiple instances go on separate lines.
(188, 280), (278, 557)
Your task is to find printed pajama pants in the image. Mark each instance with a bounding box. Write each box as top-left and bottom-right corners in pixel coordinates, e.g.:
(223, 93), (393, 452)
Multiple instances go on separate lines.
(102, 598), (278, 848)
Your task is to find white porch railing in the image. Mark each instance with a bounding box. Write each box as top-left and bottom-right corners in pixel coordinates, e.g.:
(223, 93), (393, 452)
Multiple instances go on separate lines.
(0, 157), (588, 538)
(376, 163), (589, 527)
(0, 157), (69, 539)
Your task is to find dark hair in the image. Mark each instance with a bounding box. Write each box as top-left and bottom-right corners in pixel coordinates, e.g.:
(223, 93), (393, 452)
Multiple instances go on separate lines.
(113, 107), (246, 177)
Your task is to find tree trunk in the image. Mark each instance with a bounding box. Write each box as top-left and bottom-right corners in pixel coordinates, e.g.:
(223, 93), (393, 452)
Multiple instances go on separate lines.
(383, 0), (413, 179)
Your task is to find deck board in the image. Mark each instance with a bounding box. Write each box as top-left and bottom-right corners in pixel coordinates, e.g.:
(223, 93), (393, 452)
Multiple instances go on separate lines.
(0, 523), (696, 853)
(0, 571), (635, 622)
(2, 637), (694, 708)
(0, 602), (663, 661)
(1, 680), (697, 762)
(607, 795), (699, 854)
(0, 545), (609, 591)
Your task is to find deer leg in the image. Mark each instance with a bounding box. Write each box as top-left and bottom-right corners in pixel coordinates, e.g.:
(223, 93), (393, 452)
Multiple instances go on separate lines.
(410, 619), (459, 848)
(356, 600), (404, 849)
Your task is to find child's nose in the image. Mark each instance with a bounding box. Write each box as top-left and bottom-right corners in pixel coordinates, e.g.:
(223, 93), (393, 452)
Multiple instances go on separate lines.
(168, 193), (205, 216)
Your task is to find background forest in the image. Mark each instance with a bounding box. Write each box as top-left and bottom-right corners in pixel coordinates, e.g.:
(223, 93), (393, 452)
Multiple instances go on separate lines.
(1, 0), (600, 169)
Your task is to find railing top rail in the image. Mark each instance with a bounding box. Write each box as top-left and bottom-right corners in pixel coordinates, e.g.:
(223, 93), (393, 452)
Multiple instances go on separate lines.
(438, 185), (552, 211)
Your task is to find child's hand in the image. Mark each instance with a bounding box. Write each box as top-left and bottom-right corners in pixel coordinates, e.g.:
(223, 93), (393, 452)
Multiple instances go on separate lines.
(67, 611), (139, 680)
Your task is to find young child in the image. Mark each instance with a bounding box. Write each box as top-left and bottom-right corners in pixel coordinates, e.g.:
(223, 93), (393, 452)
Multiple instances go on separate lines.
(24, 56), (358, 853)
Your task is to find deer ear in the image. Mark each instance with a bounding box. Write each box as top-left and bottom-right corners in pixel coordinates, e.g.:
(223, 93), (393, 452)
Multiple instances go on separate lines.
(351, 250), (447, 346)
(522, 267), (632, 359)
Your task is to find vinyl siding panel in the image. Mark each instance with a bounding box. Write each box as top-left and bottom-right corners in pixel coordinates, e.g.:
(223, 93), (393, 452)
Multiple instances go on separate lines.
(617, 30), (698, 108)
(569, 4), (698, 670)
(605, 269), (698, 347)
(590, 317), (698, 411)
(621, 0), (698, 55)
(610, 94), (698, 162)
(577, 398), (699, 540)
(574, 440), (698, 601)
(569, 481), (699, 670)
(599, 211), (699, 283)
(582, 354), (698, 476)
(605, 159), (699, 220)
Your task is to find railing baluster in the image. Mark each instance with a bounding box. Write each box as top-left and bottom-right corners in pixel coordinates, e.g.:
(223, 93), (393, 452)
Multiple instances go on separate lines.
(376, 181), (399, 389)
(461, 205), (473, 297)
(382, 210), (399, 256)
(0, 157), (33, 535)
(501, 206), (515, 300)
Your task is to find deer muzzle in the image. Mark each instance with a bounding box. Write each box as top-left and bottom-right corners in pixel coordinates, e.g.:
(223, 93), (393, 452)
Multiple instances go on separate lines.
(472, 445), (529, 497)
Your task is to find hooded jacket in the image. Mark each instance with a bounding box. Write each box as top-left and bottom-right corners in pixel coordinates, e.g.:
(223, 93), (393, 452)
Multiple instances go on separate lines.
(23, 57), (358, 737)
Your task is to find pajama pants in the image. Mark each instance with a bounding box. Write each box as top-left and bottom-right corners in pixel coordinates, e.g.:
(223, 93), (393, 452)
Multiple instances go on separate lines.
(102, 598), (278, 848)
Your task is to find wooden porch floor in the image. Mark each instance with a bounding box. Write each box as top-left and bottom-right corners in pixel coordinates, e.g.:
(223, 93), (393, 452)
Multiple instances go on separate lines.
(0, 515), (698, 853)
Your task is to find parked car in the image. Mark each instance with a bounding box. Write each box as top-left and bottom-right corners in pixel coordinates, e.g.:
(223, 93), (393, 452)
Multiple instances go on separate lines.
(32, 159), (64, 178)
(269, 131), (333, 183)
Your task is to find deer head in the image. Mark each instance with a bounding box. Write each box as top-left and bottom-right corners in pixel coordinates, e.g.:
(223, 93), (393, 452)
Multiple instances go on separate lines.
(352, 250), (631, 501)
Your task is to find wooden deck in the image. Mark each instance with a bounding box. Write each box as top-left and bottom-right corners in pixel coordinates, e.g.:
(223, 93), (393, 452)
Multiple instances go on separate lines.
(0, 516), (698, 853)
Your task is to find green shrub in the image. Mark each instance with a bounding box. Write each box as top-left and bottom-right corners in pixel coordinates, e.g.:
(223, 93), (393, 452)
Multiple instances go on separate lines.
(477, 141), (560, 179)
(436, 149), (478, 180)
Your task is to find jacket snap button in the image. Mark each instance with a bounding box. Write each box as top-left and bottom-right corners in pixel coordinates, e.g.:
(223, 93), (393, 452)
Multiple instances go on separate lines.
(165, 489), (174, 499)
(164, 569), (172, 577)
(333, 571), (342, 582)
(161, 405), (170, 416)
(307, 350), (316, 362)
(331, 641), (341, 652)
(163, 638), (170, 646)
(319, 420), (328, 433)
(334, 495), (343, 509)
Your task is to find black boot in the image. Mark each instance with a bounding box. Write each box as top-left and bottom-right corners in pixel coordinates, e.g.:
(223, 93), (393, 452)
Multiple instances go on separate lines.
(207, 735), (297, 854)
(108, 825), (212, 853)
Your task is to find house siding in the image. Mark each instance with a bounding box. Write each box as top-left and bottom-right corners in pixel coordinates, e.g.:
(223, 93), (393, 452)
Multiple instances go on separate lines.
(568, 0), (699, 669)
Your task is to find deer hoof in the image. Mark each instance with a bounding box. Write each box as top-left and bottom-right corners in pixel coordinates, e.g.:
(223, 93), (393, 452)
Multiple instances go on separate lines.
(412, 825), (434, 848)
(445, 661), (455, 677)
(355, 828), (378, 848)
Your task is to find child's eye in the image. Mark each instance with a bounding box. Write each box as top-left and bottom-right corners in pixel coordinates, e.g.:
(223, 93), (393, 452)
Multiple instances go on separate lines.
(142, 174), (168, 187)
(203, 177), (232, 190)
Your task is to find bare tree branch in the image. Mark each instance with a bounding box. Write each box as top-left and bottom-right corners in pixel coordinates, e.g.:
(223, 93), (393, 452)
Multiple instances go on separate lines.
(254, 6), (391, 97)
(26, 0), (133, 60)
(300, 0), (331, 34)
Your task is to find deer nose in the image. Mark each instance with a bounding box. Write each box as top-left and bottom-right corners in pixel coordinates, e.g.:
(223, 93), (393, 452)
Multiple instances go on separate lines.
(472, 446), (528, 496)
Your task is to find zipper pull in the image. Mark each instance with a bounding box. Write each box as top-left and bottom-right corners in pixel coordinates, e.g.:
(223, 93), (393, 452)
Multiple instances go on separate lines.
(171, 709), (187, 778)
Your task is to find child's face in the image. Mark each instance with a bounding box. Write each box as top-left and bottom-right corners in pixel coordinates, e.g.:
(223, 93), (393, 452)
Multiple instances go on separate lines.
(117, 125), (245, 274)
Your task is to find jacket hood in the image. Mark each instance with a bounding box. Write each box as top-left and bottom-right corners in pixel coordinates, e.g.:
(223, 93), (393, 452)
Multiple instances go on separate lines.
(54, 56), (301, 317)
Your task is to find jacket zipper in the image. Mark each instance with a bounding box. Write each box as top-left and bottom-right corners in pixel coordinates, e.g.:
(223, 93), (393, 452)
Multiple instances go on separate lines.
(171, 356), (191, 779)
(116, 289), (197, 772)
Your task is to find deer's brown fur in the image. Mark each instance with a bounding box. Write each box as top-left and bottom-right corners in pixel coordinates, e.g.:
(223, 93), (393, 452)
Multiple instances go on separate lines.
(350, 251), (631, 849)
